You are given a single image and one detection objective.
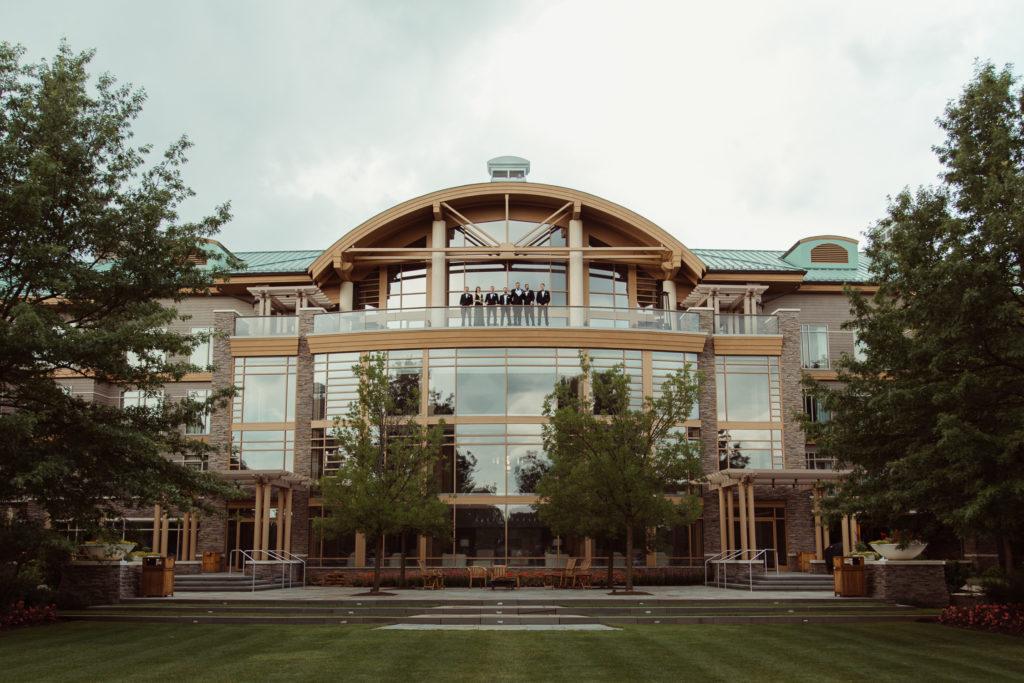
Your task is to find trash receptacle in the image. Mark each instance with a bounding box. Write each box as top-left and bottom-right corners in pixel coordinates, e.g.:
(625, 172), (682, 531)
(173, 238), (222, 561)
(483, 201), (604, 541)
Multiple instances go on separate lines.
(833, 555), (866, 597)
(202, 551), (222, 573)
(140, 556), (175, 597)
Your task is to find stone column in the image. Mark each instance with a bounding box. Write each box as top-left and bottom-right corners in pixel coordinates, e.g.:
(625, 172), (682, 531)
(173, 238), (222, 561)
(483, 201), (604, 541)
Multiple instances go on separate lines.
(717, 488), (727, 553)
(283, 488), (294, 554)
(773, 308), (805, 469)
(568, 218), (584, 327)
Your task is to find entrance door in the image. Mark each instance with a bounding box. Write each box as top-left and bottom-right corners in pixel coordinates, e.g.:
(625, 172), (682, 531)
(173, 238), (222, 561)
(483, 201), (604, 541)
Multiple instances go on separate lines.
(226, 517), (254, 569)
(753, 510), (787, 569)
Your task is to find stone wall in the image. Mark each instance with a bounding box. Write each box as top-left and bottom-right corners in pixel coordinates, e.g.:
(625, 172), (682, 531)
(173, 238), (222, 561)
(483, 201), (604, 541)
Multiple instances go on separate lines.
(58, 561), (141, 607)
(865, 561), (949, 607)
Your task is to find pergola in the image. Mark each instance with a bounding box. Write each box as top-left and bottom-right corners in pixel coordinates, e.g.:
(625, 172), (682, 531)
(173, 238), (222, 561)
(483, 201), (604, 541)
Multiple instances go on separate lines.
(706, 468), (858, 562)
(220, 470), (311, 558)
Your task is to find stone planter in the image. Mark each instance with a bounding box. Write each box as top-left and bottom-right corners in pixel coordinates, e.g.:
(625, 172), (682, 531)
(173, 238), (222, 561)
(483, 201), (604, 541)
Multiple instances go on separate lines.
(869, 542), (927, 561)
(80, 542), (136, 561)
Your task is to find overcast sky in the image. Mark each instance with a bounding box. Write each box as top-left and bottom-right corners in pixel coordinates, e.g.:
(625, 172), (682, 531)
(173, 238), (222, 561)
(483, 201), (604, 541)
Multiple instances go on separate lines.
(7, 1), (1024, 253)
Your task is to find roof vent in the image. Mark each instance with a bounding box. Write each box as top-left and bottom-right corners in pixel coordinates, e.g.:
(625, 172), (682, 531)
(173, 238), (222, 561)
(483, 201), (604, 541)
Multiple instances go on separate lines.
(487, 156), (530, 182)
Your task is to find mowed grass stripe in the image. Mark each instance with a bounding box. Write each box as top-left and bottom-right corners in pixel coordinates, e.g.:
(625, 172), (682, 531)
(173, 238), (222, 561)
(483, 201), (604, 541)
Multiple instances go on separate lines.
(0, 622), (1021, 682)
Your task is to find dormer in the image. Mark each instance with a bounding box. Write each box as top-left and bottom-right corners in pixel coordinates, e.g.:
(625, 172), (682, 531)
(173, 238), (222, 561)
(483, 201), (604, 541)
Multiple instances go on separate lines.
(781, 235), (859, 270)
(487, 155), (530, 182)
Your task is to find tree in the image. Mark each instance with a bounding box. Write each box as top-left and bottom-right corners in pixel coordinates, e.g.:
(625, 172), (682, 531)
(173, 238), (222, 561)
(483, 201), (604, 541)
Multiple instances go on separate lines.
(805, 62), (1024, 572)
(315, 353), (450, 593)
(0, 42), (236, 545)
(536, 354), (703, 592)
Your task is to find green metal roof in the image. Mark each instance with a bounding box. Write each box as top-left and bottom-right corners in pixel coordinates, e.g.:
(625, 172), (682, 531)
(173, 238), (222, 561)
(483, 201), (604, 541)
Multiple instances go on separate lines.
(692, 249), (872, 284)
(233, 250), (321, 273)
(225, 247), (872, 283)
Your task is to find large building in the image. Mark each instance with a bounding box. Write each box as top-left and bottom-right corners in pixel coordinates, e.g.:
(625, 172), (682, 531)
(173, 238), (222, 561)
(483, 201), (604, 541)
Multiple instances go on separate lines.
(60, 158), (886, 571)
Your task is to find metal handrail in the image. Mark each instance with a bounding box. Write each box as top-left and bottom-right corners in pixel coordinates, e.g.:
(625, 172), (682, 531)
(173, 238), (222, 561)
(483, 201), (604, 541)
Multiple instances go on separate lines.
(229, 549), (306, 591)
(705, 548), (780, 591)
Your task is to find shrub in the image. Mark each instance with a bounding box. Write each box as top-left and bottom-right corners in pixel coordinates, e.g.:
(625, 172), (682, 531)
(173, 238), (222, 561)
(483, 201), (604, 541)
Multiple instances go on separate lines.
(981, 572), (1024, 605)
(944, 561), (972, 593)
(939, 603), (1024, 637)
(0, 601), (58, 631)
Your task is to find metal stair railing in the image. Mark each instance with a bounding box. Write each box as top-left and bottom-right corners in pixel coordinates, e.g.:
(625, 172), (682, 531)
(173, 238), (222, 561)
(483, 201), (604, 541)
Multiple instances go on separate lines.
(229, 549), (306, 592)
(705, 548), (781, 590)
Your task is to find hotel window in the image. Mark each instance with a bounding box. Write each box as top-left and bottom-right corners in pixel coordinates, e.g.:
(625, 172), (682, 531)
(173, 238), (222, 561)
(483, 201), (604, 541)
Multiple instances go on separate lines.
(189, 327), (213, 369)
(715, 356), (781, 422)
(232, 356), (297, 423)
(231, 430), (294, 471)
(122, 389), (163, 409)
(447, 260), (567, 306)
(386, 264), (426, 309)
(802, 393), (831, 424)
(800, 325), (829, 369)
(185, 389), (211, 435)
(126, 329), (167, 369)
(588, 263), (629, 312)
(853, 331), (868, 362)
(651, 351), (700, 420)
(589, 349), (643, 411)
(717, 429), (783, 469)
(313, 352), (360, 421)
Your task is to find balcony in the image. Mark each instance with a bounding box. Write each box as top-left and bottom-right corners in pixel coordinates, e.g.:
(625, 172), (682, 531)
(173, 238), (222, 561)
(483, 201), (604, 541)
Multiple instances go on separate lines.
(234, 316), (298, 337)
(312, 306), (701, 335)
(715, 314), (779, 335)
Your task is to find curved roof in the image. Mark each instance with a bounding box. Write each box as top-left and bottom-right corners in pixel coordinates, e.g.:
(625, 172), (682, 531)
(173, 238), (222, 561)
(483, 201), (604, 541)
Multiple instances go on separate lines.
(309, 182), (706, 284)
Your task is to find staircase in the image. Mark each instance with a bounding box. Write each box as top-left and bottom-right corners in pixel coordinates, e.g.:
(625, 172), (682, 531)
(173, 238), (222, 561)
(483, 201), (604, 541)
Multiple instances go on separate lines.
(715, 571), (836, 592)
(61, 596), (933, 626)
(173, 572), (282, 593)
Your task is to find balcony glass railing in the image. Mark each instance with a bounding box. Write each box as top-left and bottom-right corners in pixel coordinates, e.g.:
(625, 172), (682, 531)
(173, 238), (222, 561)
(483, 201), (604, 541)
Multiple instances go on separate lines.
(234, 316), (298, 337)
(312, 306), (701, 335)
(715, 314), (778, 335)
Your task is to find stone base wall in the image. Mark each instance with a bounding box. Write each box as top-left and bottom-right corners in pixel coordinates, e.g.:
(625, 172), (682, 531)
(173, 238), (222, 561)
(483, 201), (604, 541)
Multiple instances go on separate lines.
(175, 561), (201, 576)
(809, 560), (828, 575)
(710, 560), (766, 585)
(58, 561), (141, 607)
(865, 561), (949, 607)
(251, 561), (303, 583)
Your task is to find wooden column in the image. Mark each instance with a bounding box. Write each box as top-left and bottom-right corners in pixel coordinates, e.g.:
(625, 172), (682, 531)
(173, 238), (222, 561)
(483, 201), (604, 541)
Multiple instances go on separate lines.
(849, 515), (859, 549)
(283, 488), (294, 554)
(152, 505), (162, 555)
(725, 488), (735, 551)
(261, 484), (272, 557)
(717, 488), (727, 553)
(181, 512), (191, 561)
(160, 514), (169, 559)
(355, 532), (366, 567)
(746, 481), (757, 556)
(737, 482), (749, 556)
(273, 488), (282, 552)
(253, 483), (264, 559)
(841, 514), (851, 557)
(190, 514), (199, 561)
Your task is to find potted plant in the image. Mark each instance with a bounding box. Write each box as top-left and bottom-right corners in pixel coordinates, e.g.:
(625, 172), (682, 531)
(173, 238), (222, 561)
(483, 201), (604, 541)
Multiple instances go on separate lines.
(869, 530), (927, 560)
(80, 530), (136, 561)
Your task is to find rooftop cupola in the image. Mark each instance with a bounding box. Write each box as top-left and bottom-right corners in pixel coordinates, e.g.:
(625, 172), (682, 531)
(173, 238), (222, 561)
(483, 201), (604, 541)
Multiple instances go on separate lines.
(487, 155), (530, 182)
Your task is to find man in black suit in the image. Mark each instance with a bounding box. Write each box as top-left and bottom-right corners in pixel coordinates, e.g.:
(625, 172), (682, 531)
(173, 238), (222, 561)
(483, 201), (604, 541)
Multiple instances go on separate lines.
(499, 286), (512, 326)
(522, 284), (535, 326)
(510, 282), (525, 325)
(485, 285), (500, 325)
(459, 286), (474, 327)
(535, 282), (551, 326)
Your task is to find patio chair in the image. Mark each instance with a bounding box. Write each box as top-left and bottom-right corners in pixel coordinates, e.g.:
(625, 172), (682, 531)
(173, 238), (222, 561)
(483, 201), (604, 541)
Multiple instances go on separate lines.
(468, 565), (488, 588)
(543, 557), (576, 588)
(489, 564), (519, 588)
(571, 559), (594, 589)
(417, 560), (444, 590)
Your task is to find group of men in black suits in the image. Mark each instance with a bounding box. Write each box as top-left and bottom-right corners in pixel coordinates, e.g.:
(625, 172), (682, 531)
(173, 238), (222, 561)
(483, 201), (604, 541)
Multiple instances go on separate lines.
(459, 282), (551, 326)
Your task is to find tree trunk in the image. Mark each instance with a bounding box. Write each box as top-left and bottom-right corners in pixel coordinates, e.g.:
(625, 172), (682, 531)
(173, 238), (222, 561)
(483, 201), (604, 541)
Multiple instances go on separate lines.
(1003, 537), (1014, 575)
(625, 524), (634, 592)
(372, 535), (384, 592)
(605, 541), (614, 588)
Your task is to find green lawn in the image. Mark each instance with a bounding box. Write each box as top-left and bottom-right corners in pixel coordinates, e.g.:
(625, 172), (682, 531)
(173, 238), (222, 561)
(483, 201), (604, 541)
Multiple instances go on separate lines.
(0, 622), (1020, 682)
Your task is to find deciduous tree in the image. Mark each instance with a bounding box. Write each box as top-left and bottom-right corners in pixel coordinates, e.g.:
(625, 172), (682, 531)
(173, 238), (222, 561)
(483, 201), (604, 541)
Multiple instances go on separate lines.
(315, 353), (450, 593)
(805, 63), (1024, 572)
(536, 355), (703, 591)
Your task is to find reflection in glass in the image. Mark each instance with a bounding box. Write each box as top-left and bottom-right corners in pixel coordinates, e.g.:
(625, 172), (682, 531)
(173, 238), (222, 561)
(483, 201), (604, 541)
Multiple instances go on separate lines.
(509, 447), (549, 494)
(456, 365), (506, 415)
(507, 505), (554, 565)
(455, 444), (503, 494)
(428, 368), (455, 415)
(507, 369), (556, 415)
(455, 505), (506, 564)
(717, 429), (780, 469)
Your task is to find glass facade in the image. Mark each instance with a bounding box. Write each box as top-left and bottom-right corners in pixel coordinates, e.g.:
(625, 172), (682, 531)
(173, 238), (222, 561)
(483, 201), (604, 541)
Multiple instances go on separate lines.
(447, 260), (567, 306)
(232, 356), (297, 423)
(717, 429), (783, 469)
(231, 429), (295, 471)
(800, 324), (829, 369)
(715, 356), (781, 422)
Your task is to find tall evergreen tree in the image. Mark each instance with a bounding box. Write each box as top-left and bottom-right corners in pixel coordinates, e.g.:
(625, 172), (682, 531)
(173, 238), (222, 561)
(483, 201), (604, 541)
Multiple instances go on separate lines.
(805, 63), (1024, 572)
(315, 353), (450, 593)
(537, 355), (703, 592)
(0, 42), (236, 540)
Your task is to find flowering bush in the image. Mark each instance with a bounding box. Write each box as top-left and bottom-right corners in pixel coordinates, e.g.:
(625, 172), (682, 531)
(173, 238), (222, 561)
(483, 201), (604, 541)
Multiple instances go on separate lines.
(313, 566), (704, 588)
(1, 601), (58, 631)
(939, 603), (1024, 637)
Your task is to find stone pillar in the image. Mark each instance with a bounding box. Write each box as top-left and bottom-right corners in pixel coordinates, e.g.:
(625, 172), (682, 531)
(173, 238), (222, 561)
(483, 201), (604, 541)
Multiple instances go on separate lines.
(717, 488), (727, 553)
(253, 483), (264, 558)
(283, 488), (294, 554)
(747, 481), (757, 555)
(813, 489), (824, 561)
(568, 218), (584, 327)
(773, 308), (805, 469)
